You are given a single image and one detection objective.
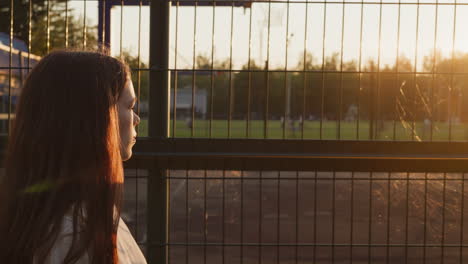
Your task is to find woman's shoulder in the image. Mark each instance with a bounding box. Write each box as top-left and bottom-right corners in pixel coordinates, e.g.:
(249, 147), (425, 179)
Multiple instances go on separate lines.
(117, 218), (147, 264)
(42, 215), (89, 264)
(43, 216), (147, 264)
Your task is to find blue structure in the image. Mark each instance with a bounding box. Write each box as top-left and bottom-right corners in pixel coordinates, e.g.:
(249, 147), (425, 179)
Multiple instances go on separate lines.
(0, 37), (40, 113)
(0, 32), (28, 52)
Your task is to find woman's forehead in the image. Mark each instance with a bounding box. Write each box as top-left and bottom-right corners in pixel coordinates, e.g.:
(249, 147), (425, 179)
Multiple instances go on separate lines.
(120, 80), (136, 102)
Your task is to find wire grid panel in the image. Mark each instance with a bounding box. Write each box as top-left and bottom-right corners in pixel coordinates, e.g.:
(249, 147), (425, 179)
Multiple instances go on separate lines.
(123, 168), (149, 254)
(168, 0), (468, 141)
(168, 170), (468, 264)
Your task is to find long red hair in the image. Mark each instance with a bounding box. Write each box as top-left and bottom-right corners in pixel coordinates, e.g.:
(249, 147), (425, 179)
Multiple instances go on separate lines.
(0, 50), (129, 263)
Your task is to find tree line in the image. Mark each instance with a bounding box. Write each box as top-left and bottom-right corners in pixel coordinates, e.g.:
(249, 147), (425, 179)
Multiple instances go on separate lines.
(173, 51), (468, 123)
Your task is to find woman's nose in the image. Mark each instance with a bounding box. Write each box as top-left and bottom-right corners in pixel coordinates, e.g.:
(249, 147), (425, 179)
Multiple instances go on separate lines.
(134, 112), (141, 126)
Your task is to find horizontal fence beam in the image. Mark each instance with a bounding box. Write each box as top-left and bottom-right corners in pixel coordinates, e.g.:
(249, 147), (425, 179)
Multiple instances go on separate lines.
(105, 0), (252, 7)
(124, 138), (468, 172)
(156, 242), (468, 248)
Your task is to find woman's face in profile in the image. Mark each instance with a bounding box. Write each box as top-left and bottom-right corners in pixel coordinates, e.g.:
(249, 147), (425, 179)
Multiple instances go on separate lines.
(117, 79), (140, 161)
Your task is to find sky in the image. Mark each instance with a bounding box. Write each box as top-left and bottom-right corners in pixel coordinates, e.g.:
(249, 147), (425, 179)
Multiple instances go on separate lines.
(67, 0), (468, 71)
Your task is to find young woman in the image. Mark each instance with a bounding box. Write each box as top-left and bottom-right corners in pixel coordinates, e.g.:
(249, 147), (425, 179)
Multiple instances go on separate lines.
(0, 50), (145, 264)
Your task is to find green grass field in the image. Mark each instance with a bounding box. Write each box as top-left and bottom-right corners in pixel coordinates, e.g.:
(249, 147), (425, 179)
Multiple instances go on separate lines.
(136, 119), (468, 141)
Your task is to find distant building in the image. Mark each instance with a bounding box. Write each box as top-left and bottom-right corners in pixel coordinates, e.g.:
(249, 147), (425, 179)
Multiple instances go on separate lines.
(170, 86), (207, 119)
(0, 32), (28, 52)
(0, 33), (41, 133)
(0, 41), (40, 99)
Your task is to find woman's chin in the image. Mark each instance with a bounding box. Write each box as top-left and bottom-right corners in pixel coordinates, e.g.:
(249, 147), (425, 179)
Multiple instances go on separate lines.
(121, 149), (132, 161)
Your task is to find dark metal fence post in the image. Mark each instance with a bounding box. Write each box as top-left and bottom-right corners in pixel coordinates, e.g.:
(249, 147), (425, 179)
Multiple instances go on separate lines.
(97, 0), (111, 48)
(148, 0), (170, 264)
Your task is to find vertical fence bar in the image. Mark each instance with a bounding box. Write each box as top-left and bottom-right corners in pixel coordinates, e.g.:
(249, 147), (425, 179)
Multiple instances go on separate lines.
(449, 0), (458, 142)
(134, 154), (139, 240)
(167, 170), (172, 264)
(204, 169), (207, 264)
(277, 171), (280, 264)
(227, 2), (235, 138)
(97, 0), (102, 49)
(148, 1), (170, 263)
(8, 0), (13, 135)
(460, 173), (465, 264)
(386, 172), (391, 264)
(350, 171), (355, 264)
(83, 0), (87, 48)
(368, 172), (373, 263)
(228, 2), (234, 138)
(338, 2), (345, 140)
(245, 5), (253, 138)
(357, 0), (364, 140)
(222, 169), (226, 264)
(405, 172), (410, 264)
(103, 0), (111, 49)
(295, 170), (299, 264)
(120, 0), (124, 58)
(283, 1), (291, 139)
(375, 0), (383, 140)
(46, 0), (50, 53)
(259, 170), (263, 264)
(393, 0), (401, 141)
(412, 0), (420, 141)
(441, 172), (447, 263)
(264, 1), (272, 139)
(191, 1), (198, 138)
(331, 171), (336, 263)
(65, 0), (69, 48)
(136, 2), (143, 116)
(185, 169), (189, 264)
(98, 0), (105, 48)
(240, 169), (244, 264)
(301, 1), (309, 140)
(430, 0), (439, 142)
(313, 171), (317, 263)
(367, 171), (373, 264)
(147, 160), (169, 264)
(246, 4), (253, 139)
(320, 4), (327, 140)
(209, 1), (216, 138)
(423, 172), (428, 264)
(172, 2), (179, 138)
(27, 0), (32, 74)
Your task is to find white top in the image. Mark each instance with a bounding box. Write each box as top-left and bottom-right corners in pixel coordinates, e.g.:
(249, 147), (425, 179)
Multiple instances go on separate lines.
(43, 215), (147, 264)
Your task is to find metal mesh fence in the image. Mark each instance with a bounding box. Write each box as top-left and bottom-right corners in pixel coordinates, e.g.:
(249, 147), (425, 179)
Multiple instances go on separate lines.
(3, 1), (468, 264)
(167, 170), (468, 263)
(167, 0), (468, 141)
